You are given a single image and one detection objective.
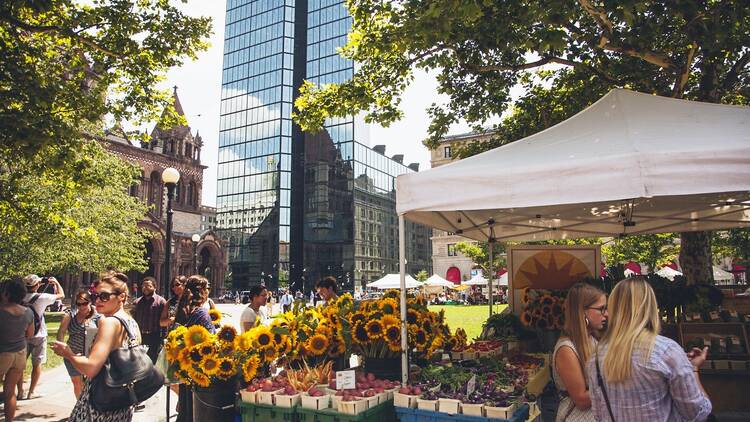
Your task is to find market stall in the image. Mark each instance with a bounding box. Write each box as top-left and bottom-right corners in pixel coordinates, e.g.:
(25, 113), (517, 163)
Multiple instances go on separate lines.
(395, 89), (750, 416)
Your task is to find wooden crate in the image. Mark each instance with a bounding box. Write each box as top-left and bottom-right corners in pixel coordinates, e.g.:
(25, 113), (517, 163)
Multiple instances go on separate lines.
(678, 323), (750, 357)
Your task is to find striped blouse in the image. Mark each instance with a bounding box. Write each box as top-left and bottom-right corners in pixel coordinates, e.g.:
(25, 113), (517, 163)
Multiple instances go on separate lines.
(66, 309), (100, 355)
(586, 335), (711, 422)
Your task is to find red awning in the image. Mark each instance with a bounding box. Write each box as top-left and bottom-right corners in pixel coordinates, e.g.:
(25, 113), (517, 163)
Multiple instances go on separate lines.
(666, 262), (679, 270)
(625, 261), (642, 274)
(732, 264), (746, 272)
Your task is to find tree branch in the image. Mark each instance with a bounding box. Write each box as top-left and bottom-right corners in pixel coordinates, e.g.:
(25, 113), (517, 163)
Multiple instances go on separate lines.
(722, 51), (750, 92)
(465, 57), (553, 73)
(600, 42), (676, 70)
(577, 0), (613, 46)
(672, 43), (698, 98)
(0, 11), (124, 58)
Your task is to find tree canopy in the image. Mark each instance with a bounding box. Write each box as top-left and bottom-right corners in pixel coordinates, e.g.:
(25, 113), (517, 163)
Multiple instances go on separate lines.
(294, 0), (750, 283)
(0, 0), (211, 277)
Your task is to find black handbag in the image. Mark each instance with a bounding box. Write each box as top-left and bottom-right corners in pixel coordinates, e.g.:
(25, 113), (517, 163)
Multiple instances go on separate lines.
(89, 315), (165, 411)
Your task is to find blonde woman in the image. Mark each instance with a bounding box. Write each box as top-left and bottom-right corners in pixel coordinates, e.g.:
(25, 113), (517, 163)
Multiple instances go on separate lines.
(587, 277), (711, 421)
(553, 283), (607, 422)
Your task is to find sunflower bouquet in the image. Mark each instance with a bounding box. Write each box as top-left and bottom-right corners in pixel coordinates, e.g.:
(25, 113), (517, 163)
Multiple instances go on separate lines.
(519, 288), (565, 331)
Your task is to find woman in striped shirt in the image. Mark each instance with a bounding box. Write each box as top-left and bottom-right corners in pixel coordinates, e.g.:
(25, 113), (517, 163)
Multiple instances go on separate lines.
(56, 290), (99, 399)
(587, 277), (711, 421)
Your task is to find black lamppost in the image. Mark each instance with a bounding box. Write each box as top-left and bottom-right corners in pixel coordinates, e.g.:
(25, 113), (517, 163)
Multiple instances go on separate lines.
(162, 167), (180, 295)
(191, 233), (201, 274)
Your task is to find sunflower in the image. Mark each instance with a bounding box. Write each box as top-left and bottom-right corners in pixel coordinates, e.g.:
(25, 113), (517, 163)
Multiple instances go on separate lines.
(350, 312), (367, 326)
(235, 332), (254, 351)
(307, 334), (329, 356)
(217, 325), (237, 344)
(253, 326), (274, 350)
(381, 314), (399, 328)
(365, 319), (384, 339)
(315, 325), (333, 339)
(422, 318), (433, 335)
(168, 325), (188, 343)
(189, 369), (211, 387)
(384, 324), (401, 344)
(184, 325), (211, 348)
(177, 348), (191, 369)
(536, 317), (548, 330)
(336, 293), (353, 309)
(215, 357), (236, 378)
(263, 346), (278, 363)
(406, 309), (419, 325)
(352, 322), (369, 344)
(166, 344), (180, 363)
(379, 298), (398, 315)
(199, 343), (215, 356)
(189, 346), (203, 365)
(541, 305), (553, 316)
(413, 329), (428, 347)
(521, 311), (532, 326)
(209, 308), (222, 324)
(241, 355), (261, 382)
(199, 354), (220, 376)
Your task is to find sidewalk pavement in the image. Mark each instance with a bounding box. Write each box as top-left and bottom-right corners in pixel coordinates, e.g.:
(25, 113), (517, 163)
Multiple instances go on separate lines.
(12, 364), (178, 422)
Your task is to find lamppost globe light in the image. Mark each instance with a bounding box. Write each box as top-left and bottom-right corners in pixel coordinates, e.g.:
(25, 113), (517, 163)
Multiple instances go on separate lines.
(162, 167), (180, 185)
(191, 233), (201, 243)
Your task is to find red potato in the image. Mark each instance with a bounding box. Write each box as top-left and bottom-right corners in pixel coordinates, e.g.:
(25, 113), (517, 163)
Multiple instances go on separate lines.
(367, 373), (376, 382)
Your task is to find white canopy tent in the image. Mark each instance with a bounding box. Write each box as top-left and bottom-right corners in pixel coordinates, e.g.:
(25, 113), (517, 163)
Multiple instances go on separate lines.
(424, 274), (456, 288)
(464, 273), (488, 285)
(394, 89), (750, 382)
(713, 266), (735, 282)
(366, 273), (421, 290)
(656, 266), (683, 281)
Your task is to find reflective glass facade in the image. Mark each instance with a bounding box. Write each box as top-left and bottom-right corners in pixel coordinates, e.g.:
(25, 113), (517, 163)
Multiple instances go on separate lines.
(218, 0), (431, 291)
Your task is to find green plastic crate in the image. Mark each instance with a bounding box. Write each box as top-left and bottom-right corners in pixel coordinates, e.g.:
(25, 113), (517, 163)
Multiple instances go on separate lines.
(297, 400), (396, 422)
(239, 402), (298, 422)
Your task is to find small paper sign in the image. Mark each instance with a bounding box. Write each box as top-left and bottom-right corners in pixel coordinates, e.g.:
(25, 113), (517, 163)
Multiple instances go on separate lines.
(336, 370), (356, 390)
(467, 374), (477, 395)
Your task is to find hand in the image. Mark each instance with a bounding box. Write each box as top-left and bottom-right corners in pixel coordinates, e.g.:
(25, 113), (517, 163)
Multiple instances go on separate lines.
(51, 340), (73, 358)
(687, 346), (709, 369)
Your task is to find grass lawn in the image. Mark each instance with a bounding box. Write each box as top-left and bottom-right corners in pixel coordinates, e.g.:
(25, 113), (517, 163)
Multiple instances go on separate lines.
(428, 304), (508, 340)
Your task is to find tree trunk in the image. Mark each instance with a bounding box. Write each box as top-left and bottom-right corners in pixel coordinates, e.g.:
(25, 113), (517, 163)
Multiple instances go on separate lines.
(679, 231), (714, 285)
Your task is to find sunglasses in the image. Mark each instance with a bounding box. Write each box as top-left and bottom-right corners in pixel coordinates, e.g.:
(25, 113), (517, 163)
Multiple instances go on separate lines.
(586, 305), (608, 314)
(75, 301), (90, 307)
(92, 291), (121, 303)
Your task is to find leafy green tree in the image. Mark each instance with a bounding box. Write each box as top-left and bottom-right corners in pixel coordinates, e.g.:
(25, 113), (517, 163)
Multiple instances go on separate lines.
(712, 228), (750, 278)
(0, 0), (210, 276)
(601, 233), (679, 273)
(454, 241), (506, 275)
(414, 269), (429, 282)
(0, 141), (150, 278)
(294, 0), (749, 284)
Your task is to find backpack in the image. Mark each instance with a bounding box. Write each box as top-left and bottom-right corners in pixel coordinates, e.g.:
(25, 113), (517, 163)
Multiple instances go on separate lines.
(24, 294), (43, 335)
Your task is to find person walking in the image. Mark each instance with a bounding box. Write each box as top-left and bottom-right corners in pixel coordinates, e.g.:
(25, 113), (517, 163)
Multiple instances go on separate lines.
(0, 277), (35, 422)
(18, 274), (65, 400)
(552, 283), (607, 422)
(279, 289), (293, 313)
(174, 275), (215, 422)
(240, 285), (268, 333)
(132, 277), (166, 363)
(56, 290), (100, 399)
(587, 277), (711, 421)
(52, 271), (141, 422)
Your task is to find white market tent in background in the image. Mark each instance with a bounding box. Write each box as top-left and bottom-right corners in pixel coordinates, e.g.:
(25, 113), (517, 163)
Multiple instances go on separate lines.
(366, 273), (421, 290)
(424, 274), (455, 288)
(393, 89), (750, 383)
(464, 273), (488, 285)
(713, 266), (735, 283)
(656, 266), (683, 281)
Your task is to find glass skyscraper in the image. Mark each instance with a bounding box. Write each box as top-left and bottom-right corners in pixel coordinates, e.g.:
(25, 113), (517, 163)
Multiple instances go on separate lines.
(217, 0), (431, 292)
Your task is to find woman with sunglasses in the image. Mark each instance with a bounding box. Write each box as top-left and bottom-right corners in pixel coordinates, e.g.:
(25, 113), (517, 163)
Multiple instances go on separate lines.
(52, 272), (141, 422)
(552, 282), (607, 422)
(160, 276), (186, 330)
(56, 290), (100, 399)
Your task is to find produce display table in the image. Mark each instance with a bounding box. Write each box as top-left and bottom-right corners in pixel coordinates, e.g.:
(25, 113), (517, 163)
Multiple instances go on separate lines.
(239, 400), (395, 422)
(523, 355), (550, 397)
(395, 404), (529, 422)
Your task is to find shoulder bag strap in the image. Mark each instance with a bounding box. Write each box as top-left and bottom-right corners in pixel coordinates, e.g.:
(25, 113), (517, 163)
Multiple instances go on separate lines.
(595, 345), (616, 422)
(28, 293), (40, 304)
(111, 314), (137, 344)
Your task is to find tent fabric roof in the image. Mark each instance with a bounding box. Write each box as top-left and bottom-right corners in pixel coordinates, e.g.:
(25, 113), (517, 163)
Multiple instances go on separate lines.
(425, 274), (455, 287)
(396, 89), (750, 242)
(713, 266), (734, 281)
(366, 274), (421, 289)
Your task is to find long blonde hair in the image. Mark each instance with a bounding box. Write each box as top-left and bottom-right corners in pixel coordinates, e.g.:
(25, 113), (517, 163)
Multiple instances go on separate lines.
(562, 282), (605, 368)
(601, 277), (660, 382)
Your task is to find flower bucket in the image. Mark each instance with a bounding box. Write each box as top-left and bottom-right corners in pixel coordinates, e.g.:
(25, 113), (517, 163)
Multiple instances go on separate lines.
(536, 329), (560, 353)
(192, 379), (236, 422)
(363, 356), (401, 380)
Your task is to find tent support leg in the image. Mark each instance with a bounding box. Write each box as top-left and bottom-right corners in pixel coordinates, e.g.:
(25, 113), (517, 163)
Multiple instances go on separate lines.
(488, 239), (494, 317)
(398, 214), (409, 385)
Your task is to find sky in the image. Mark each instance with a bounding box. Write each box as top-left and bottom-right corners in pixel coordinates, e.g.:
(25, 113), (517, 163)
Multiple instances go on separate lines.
(159, 3), (504, 207)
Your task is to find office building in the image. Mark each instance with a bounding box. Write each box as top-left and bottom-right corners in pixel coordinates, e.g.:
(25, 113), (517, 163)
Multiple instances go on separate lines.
(217, 0), (431, 291)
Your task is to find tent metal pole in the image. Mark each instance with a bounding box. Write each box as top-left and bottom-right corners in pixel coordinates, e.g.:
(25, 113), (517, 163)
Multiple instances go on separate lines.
(488, 237), (494, 317)
(398, 214), (409, 385)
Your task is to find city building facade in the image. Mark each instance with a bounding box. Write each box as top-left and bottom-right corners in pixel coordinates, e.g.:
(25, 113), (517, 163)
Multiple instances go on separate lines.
(100, 89), (226, 296)
(429, 131), (496, 283)
(217, 0), (431, 291)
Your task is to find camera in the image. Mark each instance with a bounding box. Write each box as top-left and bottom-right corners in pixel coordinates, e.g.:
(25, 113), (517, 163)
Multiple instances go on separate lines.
(41, 276), (50, 284)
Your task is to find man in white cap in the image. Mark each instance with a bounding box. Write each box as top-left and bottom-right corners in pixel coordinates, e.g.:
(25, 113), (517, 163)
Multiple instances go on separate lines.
(17, 274), (64, 400)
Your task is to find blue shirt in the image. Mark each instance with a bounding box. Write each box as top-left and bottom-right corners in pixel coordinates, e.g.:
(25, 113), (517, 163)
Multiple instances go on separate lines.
(587, 335), (711, 422)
